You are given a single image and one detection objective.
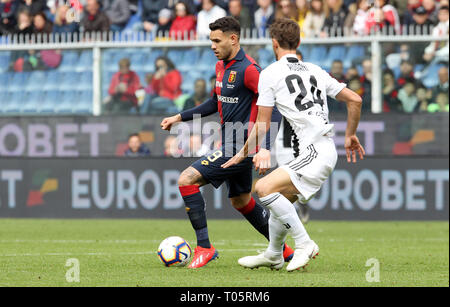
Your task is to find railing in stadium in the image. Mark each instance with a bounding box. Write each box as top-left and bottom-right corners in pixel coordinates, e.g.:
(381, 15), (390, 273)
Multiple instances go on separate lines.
(0, 28), (448, 116)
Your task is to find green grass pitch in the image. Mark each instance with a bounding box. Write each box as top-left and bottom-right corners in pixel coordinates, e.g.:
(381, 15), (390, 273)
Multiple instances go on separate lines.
(0, 219), (448, 287)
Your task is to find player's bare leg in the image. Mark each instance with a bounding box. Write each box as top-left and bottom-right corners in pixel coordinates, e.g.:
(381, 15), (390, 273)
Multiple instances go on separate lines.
(178, 167), (218, 268)
(239, 168), (318, 271)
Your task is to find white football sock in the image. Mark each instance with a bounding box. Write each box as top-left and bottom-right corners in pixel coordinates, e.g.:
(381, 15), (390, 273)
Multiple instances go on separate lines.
(260, 193), (310, 249)
(264, 214), (287, 260)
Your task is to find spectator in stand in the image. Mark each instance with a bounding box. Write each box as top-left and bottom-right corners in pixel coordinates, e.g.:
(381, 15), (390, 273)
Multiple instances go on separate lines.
(170, 1), (196, 40)
(164, 135), (183, 157)
(349, 0), (370, 35)
(196, 0), (226, 39)
(47, 0), (67, 17)
(427, 92), (449, 112)
(397, 81), (419, 113)
(330, 59), (346, 83)
(423, 5), (449, 64)
(347, 76), (365, 101)
(124, 133), (151, 157)
(303, 0), (326, 37)
(360, 58), (372, 111)
(416, 86), (431, 112)
(254, 0), (274, 37)
(328, 59), (347, 112)
(407, 5), (435, 35)
(155, 8), (172, 37)
(144, 56), (181, 114)
(422, 0), (438, 24)
(0, 0), (19, 35)
(382, 69), (401, 112)
(52, 4), (79, 35)
(81, 0), (110, 34)
(14, 8), (33, 35)
(105, 58), (141, 114)
(320, 0), (347, 37)
(365, 0), (401, 34)
(137, 0), (167, 33)
(101, 0), (131, 32)
(33, 11), (53, 35)
(397, 60), (417, 87)
(345, 66), (359, 80)
(295, 0), (309, 36)
(403, 0), (421, 26)
(228, 0), (252, 31)
(152, 56), (182, 100)
(275, 0), (298, 21)
(183, 78), (208, 111)
(19, 0), (47, 16)
(431, 66), (449, 101)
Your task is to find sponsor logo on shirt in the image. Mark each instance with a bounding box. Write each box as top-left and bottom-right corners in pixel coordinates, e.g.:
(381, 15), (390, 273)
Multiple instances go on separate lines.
(218, 95), (239, 104)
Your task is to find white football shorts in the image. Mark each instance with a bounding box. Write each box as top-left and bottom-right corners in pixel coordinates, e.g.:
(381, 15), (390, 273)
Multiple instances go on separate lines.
(280, 136), (337, 203)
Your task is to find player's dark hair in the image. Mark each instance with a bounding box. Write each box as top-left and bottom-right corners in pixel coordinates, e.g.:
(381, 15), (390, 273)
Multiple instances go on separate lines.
(269, 18), (300, 50)
(209, 16), (241, 37)
(155, 56), (176, 71)
(332, 59), (343, 65)
(128, 133), (140, 140)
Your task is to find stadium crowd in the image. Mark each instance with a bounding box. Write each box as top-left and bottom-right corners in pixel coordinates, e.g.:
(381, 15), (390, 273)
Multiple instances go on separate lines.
(1, 0), (449, 38)
(0, 0), (449, 115)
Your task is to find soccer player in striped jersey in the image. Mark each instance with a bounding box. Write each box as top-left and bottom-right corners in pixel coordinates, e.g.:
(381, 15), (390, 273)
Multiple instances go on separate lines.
(223, 19), (365, 271)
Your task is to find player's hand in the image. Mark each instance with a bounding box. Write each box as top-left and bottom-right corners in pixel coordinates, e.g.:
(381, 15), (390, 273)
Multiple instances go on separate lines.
(221, 152), (246, 169)
(345, 135), (365, 163)
(253, 148), (271, 175)
(161, 114), (181, 131)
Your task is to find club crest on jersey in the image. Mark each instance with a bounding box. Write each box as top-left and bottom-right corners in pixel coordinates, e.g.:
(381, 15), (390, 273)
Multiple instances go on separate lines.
(228, 71), (237, 83)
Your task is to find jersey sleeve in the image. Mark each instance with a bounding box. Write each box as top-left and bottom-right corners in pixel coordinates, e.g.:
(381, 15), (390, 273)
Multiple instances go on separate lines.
(320, 68), (347, 99)
(244, 63), (261, 94)
(256, 69), (276, 107)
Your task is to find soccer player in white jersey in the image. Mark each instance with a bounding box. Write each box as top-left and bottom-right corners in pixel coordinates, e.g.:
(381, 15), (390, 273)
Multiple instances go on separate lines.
(274, 50), (310, 224)
(222, 18), (365, 271)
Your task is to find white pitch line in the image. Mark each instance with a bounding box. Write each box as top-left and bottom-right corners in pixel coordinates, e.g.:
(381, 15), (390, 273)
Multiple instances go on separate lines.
(0, 249), (260, 257)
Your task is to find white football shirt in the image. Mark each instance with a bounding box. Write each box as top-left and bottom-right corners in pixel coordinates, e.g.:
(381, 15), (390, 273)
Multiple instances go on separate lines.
(257, 54), (346, 154)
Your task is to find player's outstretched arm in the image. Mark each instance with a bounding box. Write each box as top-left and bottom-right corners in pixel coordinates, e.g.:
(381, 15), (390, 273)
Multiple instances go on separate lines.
(222, 106), (273, 170)
(160, 97), (218, 131)
(161, 114), (182, 131)
(335, 87), (366, 163)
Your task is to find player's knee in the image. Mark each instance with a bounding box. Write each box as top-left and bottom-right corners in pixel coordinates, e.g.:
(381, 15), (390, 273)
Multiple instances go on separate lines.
(255, 179), (273, 198)
(178, 172), (193, 187)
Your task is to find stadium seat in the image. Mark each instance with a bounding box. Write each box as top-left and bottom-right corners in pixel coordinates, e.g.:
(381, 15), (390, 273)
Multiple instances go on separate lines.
(25, 71), (47, 91)
(324, 46), (347, 70)
(60, 72), (81, 91)
(76, 71), (93, 91)
(178, 48), (201, 71)
(0, 53), (10, 73)
(308, 46), (328, 66)
(0, 72), (11, 92)
(343, 45), (366, 69)
(21, 91), (45, 113)
(58, 51), (80, 72)
(8, 72), (31, 92)
(75, 51), (93, 72)
(197, 50), (217, 71)
(43, 71), (62, 91)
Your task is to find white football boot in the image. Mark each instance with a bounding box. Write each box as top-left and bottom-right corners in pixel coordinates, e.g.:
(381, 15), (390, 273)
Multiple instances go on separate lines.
(286, 240), (319, 272)
(238, 253), (285, 270)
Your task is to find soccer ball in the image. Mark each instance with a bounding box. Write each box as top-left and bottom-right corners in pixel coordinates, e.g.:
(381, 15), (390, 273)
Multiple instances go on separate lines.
(157, 236), (192, 267)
